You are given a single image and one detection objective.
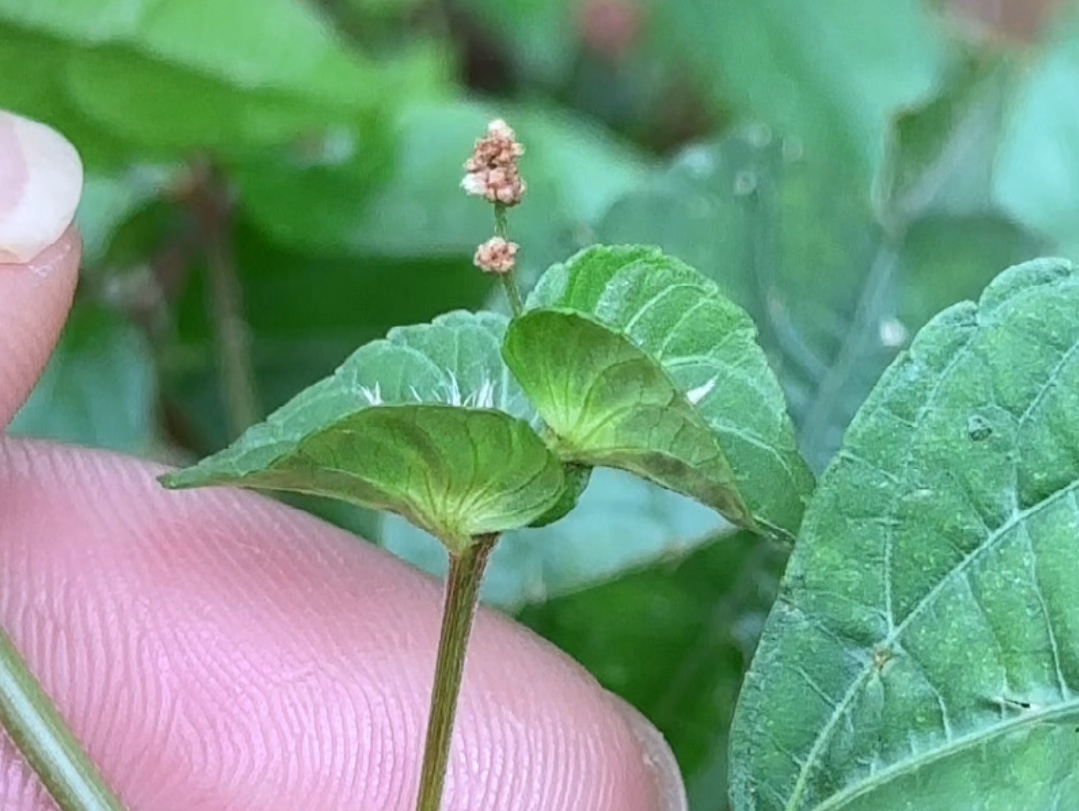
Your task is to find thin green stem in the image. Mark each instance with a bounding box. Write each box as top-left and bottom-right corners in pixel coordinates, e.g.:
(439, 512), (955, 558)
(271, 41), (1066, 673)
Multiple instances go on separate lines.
(493, 204), (524, 317)
(0, 626), (128, 811)
(414, 533), (498, 811)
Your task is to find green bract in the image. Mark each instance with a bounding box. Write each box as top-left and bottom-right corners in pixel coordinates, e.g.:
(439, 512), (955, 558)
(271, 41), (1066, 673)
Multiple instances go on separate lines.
(162, 311), (565, 553)
(503, 245), (814, 544)
(729, 258), (1079, 810)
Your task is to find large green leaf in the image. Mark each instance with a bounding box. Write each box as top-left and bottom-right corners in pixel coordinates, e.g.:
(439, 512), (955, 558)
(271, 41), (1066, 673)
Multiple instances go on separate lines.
(520, 531), (786, 811)
(729, 258), (1079, 811)
(597, 133), (1044, 471)
(0, 0), (437, 159)
(162, 311), (565, 552)
(503, 245), (814, 544)
(8, 303), (158, 454)
(379, 467), (723, 608)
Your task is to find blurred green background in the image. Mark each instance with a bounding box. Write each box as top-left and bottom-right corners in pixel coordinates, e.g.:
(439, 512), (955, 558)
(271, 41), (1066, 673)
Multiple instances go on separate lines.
(4, 0), (1078, 806)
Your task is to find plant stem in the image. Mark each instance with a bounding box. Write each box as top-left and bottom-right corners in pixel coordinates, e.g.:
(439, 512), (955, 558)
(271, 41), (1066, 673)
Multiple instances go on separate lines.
(493, 204), (524, 317)
(0, 626), (127, 811)
(414, 533), (498, 811)
(187, 161), (261, 438)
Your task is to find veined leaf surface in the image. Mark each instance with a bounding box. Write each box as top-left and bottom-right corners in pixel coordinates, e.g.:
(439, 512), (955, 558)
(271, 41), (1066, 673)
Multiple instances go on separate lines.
(503, 245), (813, 543)
(163, 311), (564, 552)
(729, 258), (1079, 810)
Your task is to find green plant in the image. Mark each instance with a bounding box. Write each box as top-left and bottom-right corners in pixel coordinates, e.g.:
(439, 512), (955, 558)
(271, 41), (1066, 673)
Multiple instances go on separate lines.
(6, 0), (1079, 809)
(159, 119), (814, 809)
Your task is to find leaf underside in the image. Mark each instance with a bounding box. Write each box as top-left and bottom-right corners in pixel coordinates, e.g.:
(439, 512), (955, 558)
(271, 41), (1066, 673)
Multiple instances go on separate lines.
(729, 258), (1079, 811)
(162, 311), (565, 551)
(504, 245), (813, 544)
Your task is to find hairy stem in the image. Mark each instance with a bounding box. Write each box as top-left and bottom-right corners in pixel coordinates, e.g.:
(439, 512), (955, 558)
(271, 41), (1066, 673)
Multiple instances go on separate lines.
(0, 626), (128, 811)
(414, 534), (498, 811)
(187, 161), (261, 437)
(493, 204), (524, 317)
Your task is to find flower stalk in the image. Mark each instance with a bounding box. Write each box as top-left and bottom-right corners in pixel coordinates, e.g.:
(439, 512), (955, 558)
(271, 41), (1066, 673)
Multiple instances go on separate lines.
(462, 119), (527, 317)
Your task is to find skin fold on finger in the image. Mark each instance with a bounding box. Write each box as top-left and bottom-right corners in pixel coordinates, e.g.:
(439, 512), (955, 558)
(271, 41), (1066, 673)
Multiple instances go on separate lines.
(0, 437), (683, 811)
(0, 229), (81, 428)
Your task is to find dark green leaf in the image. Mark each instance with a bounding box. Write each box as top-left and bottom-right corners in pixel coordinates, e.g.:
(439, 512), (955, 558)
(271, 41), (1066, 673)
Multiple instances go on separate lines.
(9, 304), (158, 454)
(162, 311), (565, 552)
(503, 245), (814, 543)
(730, 258), (1079, 811)
(520, 531), (787, 811)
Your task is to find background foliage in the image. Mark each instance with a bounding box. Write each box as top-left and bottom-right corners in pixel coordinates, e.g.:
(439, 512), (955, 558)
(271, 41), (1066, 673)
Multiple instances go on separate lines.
(4, 0), (1078, 807)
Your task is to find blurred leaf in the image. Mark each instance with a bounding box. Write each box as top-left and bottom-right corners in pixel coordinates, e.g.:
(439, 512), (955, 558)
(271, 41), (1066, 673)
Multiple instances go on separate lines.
(9, 303), (157, 454)
(0, 0), (442, 158)
(995, 5), (1079, 254)
(729, 258), (1079, 811)
(504, 245), (813, 543)
(876, 55), (1014, 226)
(519, 531), (786, 811)
(381, 467), (723, 608)
(163, 311), (566, 552)
(597, 134), (1044, 471)
(647, 0), (946, 177)
(166, 223), (491, 449)
(245, 102), (651, 272)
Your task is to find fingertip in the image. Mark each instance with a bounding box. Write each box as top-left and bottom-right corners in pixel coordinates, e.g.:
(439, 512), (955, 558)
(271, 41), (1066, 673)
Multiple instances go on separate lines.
(0, 111), (83, 265)
(0, 227), (81, 427)
(606, 694), (689, 811)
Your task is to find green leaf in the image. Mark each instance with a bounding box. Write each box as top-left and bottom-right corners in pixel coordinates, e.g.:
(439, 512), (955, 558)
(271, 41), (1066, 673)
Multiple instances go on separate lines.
(519, 531), (786, 811)
(380, 467), (723, 608)
(729, 258), (1079, 811)
(9, 303), (158, 454)
(503, 245), (814, 544)
(162, 311), (565, 552)
(597, 135), (1044, 471)
(0, 0), (439, 158)
(648, 0), (945, 177)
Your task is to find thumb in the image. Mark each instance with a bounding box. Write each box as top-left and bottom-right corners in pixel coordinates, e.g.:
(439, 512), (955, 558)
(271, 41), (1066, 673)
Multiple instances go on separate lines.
(0, 111), (83, 427)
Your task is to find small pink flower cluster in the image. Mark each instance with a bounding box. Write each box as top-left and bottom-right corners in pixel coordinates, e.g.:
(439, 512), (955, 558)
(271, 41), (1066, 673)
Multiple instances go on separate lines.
(473, 237), (518, 275)
(463, 119), (526, 275)
(461, 119), (526, 207)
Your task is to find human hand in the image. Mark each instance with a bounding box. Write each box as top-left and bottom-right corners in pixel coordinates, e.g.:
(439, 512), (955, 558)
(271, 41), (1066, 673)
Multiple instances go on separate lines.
(0, 110), (687, 811)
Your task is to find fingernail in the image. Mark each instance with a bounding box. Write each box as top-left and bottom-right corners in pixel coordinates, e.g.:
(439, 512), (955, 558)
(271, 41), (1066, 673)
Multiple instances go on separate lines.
(609, 693), (689, 811)
(0, 111), (83, 264)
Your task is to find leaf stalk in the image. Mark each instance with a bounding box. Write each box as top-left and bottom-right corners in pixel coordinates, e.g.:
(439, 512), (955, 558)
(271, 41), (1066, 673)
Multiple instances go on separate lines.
(414, 533), (498, 811)
(0, 625), (128, 811)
